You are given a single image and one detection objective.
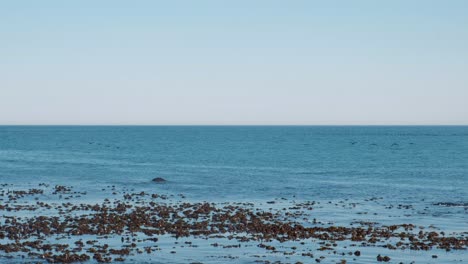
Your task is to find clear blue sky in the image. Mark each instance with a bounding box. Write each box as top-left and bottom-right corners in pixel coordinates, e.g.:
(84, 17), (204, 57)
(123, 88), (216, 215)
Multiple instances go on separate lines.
(1, 0), (467, 125)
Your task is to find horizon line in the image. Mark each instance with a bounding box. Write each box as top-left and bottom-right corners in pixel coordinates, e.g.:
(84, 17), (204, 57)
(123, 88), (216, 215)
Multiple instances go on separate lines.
(1, 124), (467, 127)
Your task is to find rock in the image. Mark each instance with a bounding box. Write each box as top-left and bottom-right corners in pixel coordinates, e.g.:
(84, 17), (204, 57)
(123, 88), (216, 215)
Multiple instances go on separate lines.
(152, 177), (167, 183)
(377, 254), (390, 262)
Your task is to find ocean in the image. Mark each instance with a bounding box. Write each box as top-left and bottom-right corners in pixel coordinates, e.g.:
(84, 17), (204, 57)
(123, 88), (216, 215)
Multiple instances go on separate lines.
(0, 126), (467, 263)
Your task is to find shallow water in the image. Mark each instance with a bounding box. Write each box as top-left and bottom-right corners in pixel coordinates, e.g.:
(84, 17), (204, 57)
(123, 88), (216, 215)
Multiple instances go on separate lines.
(0, 126), (467, 263)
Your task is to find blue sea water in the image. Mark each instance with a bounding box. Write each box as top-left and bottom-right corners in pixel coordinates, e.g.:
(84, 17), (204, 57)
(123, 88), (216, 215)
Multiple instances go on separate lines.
(1, 126), (466, 201)
(0, 126), (467, 263)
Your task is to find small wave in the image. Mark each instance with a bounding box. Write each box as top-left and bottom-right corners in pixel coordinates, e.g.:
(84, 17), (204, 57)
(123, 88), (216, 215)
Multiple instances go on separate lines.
(433, 202), (468, 207)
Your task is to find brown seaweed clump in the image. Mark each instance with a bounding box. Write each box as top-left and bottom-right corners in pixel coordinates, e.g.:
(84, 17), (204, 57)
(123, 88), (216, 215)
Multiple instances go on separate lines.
(0, 185), (466, 263)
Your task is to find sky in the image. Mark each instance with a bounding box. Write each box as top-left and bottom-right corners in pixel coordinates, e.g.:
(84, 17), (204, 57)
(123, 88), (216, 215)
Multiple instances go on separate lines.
(1, 0), (467, 125)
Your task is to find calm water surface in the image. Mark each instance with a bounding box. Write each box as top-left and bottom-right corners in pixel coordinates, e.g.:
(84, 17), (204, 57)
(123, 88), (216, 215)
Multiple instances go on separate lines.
(1, 126), (466, 201)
